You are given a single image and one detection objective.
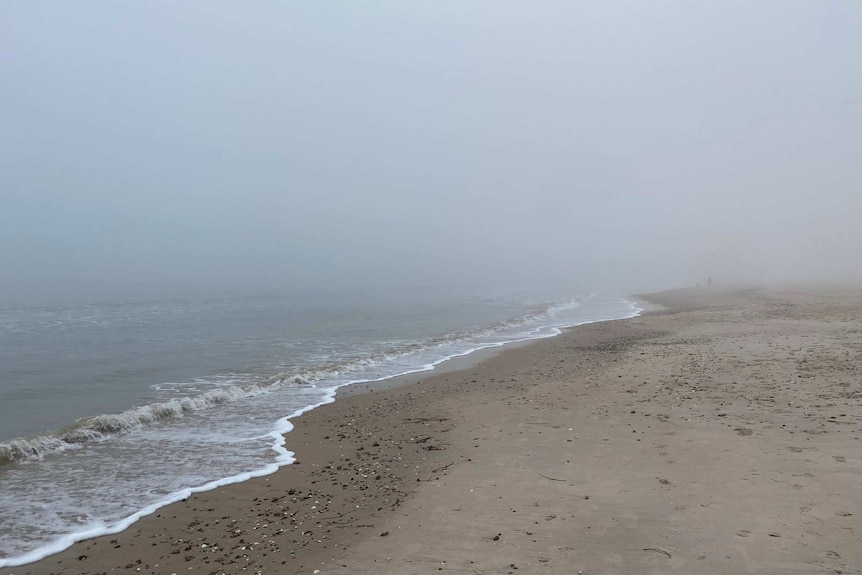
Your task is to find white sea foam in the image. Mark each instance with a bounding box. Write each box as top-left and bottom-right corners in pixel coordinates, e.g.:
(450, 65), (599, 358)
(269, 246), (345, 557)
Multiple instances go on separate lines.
(0, 299), (586, 465)
(0, 381), (301, 464)
(0, 296), (643, 567)
(0, 418), (298, 568)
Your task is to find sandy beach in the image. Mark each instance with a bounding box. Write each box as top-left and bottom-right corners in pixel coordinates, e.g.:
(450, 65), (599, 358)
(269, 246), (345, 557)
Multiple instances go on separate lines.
(5, 286), (861, 575)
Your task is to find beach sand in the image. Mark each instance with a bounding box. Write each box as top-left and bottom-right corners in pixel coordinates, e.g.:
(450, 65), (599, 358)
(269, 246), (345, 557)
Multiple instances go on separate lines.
(6, 287), (861, 574)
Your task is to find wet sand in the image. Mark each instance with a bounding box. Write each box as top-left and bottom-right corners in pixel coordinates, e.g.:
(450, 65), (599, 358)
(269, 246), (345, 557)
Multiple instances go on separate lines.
(6, 287), (861, 574)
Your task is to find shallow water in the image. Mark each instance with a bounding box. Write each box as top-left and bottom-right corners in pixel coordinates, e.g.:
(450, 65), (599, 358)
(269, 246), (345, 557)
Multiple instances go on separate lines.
(0, 287), (640, 565)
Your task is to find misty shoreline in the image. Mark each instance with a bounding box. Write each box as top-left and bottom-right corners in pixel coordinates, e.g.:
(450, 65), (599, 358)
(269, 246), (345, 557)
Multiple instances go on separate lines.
(6, 285), (861, 574)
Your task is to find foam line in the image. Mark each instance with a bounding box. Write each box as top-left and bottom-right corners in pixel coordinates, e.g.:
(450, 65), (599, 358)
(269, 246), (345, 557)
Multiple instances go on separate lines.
(1, 300), (580, 464)
(0, 298), (643, 567)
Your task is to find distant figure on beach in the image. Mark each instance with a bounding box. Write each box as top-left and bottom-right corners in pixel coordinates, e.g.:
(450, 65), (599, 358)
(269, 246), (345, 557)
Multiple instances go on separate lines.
(707, 276), (713, 287)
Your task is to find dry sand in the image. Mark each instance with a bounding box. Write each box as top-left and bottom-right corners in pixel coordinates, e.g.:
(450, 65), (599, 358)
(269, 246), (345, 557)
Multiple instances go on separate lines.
(5, 287), (861, 574)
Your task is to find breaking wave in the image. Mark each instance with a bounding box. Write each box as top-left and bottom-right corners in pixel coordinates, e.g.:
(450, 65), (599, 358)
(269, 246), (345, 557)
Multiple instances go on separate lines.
(0, 294), (645, 567)
(0, 375), (311, 465)
(0, 299), (582, 466)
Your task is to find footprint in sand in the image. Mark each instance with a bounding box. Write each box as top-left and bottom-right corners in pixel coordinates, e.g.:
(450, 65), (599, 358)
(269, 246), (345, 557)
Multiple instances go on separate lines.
(736, 529), (752, 537)
(735, 428), (753, 436)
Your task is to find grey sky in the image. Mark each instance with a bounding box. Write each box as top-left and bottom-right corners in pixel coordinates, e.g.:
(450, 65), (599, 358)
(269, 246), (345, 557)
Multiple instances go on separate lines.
(2, 2), (860, 303)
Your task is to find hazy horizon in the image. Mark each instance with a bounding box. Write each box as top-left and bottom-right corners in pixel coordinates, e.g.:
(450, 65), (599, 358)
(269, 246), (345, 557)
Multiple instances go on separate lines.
(2, 2), (860, 305)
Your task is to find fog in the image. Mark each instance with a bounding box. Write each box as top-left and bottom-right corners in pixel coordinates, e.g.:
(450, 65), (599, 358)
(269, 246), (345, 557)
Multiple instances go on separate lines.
(2, 2), (860, 304)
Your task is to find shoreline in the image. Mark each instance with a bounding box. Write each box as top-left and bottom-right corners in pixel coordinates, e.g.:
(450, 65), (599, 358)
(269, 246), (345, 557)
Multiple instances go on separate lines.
(0, 297), (643, 569)
(6, 286), (861, 574)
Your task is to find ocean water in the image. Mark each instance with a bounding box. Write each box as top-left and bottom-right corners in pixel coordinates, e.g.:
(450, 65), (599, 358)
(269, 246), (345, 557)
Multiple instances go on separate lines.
(0, 287), (641, 566)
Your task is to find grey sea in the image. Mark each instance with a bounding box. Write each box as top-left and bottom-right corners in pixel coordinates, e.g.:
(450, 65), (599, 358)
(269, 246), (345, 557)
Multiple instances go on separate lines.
(0, 286), (640, 565)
